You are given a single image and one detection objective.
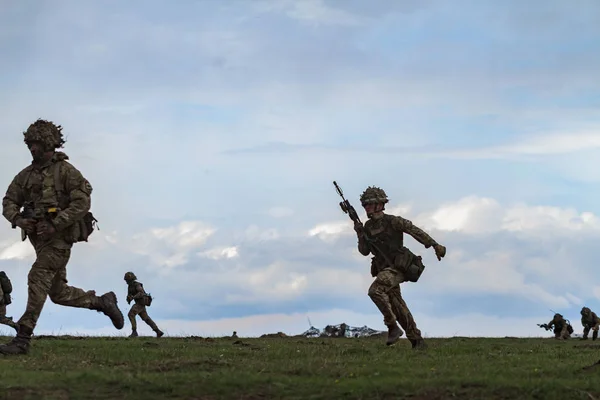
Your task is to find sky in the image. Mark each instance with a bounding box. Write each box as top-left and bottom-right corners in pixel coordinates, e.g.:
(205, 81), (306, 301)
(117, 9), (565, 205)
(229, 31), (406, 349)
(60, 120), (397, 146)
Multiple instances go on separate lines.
(0, 0), (599, 339)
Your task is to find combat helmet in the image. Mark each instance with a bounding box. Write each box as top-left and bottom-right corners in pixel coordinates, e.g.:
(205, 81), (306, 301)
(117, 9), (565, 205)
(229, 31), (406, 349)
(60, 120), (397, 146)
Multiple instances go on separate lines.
(581, 307), (591, 315)
(360, 186), (389, 205)
(23, 119), (65, 150)
(124, 271), (137, 281)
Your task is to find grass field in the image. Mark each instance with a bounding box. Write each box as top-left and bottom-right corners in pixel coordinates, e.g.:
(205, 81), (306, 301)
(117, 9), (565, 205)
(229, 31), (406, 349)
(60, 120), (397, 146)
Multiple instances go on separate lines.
(1, 335), (600, 399)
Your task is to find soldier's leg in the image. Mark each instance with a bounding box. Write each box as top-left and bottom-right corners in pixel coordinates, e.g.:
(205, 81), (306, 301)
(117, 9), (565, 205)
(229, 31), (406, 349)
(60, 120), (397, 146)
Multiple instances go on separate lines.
(583, 326), (590, 339)
(0, 303), (17, 332)
(389, 286), (424, 346)
(47, 252), (124, 330)
(0, 247), (69, 354)
(593, 323), (599, 340)
(367, 269), (404, 345)
(560, 324), (569, 339)
(138, 307), (164, 337)
(127, 304), (142, 336)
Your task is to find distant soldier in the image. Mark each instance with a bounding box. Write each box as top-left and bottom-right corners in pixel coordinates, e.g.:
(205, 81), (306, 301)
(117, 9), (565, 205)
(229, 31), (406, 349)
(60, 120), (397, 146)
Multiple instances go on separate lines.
(0, 119), (124, 355)
(547, 313), (572, 340)
(581, 307), (600, 340)
(353, 186), (446, 349)
(231, 331), (238, 338)
(0, 271), (18, 332)
(124, 271), (163, 337)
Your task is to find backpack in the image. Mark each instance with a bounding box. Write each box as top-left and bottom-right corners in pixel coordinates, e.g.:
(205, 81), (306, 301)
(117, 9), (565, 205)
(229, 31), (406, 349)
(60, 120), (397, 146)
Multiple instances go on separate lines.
(0, 272), (12, 305)
(144, 293), (153, 307)
(138, 282), (153, 307)
(54, 162), (99, 243)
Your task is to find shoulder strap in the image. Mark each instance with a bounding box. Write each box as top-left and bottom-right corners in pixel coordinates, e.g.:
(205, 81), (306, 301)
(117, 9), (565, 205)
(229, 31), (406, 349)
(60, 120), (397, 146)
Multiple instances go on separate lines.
(53, 161), (68, 208)
(53, 161), (63, 195)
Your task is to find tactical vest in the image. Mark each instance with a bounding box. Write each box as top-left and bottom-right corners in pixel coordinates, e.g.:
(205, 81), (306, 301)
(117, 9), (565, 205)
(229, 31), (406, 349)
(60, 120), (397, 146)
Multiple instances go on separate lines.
(22, 161), (64, 215)
(365, 214), (404, 264)
(365, 214), (426, 282)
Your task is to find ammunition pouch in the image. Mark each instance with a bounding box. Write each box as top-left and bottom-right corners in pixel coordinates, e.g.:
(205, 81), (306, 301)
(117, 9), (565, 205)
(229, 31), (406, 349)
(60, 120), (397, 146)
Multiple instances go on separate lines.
(394, 247), (426, 283)
(144, 294), (153, 307)
(67, 212), (98, 243)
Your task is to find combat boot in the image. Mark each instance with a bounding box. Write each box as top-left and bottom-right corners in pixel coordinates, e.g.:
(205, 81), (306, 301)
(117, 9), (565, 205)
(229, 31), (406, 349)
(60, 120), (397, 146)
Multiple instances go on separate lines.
(129, 330), (138, 337)
(0, 325), (33, 355)
(594, 331), (598, 341)
(90, 292), (124, 330)
(155, 329), (164, 338)
(386, 324), (403, 346)
(411, 338), (427, 350)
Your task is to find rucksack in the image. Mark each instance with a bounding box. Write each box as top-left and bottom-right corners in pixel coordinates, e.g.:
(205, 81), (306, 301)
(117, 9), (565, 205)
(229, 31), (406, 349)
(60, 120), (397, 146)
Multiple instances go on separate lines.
(144, 293), (153, 307)
(138, 282), (153, 307)
(0, 272), (12, 305)
(54, 162), (99, 243)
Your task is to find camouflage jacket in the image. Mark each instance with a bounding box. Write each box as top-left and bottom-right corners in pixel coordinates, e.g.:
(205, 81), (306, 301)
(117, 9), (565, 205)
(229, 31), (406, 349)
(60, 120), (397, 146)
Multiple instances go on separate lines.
(2, 152), (92, 250)
(548, 317), (567, 331)
(357, 213), (437, 274)
(128, 281), (147, 305)
(581, 312), (600, 327)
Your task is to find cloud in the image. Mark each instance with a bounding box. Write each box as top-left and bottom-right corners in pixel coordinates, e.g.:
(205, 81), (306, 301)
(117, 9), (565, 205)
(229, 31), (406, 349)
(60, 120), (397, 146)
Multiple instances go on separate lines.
(129, 221), (216, 268)
(0, 240), (34, 261)
(0, 0), (599, 338)
(198, 246), (239, 260)
(267, 206), (294, 218)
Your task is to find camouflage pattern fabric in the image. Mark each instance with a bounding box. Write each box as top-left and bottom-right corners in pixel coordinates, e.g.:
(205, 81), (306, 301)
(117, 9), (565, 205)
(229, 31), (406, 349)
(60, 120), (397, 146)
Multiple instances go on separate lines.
(368, 268), (422, 340)
(0, 122), (123, 355)
(0, 285), (17, 331)
(581, 307), (600, 339)
(126, 278), (163, 337)
(548, 314), (570, 340)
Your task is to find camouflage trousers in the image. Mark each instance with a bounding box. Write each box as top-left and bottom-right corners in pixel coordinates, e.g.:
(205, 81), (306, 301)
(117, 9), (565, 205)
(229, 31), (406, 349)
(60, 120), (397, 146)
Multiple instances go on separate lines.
(0, 303), (17, 329)
(18, 246), (97, 332)
(583, 322), (600, 338)
(128, 303), (159, 332)
(368, 268), (423, 341)
(554, 325), (570, 340)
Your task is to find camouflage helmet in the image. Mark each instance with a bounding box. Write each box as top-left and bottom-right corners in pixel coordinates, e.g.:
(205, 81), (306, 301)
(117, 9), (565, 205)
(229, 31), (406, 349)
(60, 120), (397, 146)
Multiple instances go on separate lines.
(124, 271), (136, 281)
(359, 186), (389, 205)
(581, 307), (591, 315)
(23, 119), (65, 150)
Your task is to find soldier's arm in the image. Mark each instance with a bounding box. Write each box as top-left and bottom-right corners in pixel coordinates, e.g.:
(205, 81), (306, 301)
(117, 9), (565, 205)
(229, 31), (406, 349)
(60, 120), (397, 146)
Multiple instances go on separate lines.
(391, 216), (438, 248)
(2, 175), (25, 227)
(51, 163), (92, 231)
(132, 282), (145, 299)
(357, 233), (370, 256)
(356, 220), (371, 256)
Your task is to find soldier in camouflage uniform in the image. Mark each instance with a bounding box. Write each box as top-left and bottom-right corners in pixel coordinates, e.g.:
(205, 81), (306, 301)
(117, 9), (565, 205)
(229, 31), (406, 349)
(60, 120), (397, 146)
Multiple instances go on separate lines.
(0, 271), (18, 332)
(581, 306), (600, 340)
(0, 119), (124, 355)
(124, 272), (163, 337)
(354, 186), (446, 349)
(547, 313), (571, 340)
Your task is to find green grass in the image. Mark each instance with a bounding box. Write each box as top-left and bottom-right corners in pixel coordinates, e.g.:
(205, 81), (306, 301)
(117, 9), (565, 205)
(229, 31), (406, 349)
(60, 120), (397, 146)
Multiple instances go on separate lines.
(1, 335), (600, 399)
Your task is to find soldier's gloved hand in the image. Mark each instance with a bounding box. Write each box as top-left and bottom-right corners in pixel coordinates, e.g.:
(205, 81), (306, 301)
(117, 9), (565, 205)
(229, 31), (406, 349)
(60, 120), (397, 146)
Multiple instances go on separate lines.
(353, 220), (364, 233)
(433, 244), (446, 261)
(36, 221), (56, 236)
(15, 217), (36, 234)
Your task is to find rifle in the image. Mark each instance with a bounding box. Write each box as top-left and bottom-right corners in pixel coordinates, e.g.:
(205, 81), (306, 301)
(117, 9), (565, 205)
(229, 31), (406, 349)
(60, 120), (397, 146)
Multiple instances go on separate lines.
(537, 323), (552, 331)
(18, 201), (59, 241)
(333, 181), (396, 270)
